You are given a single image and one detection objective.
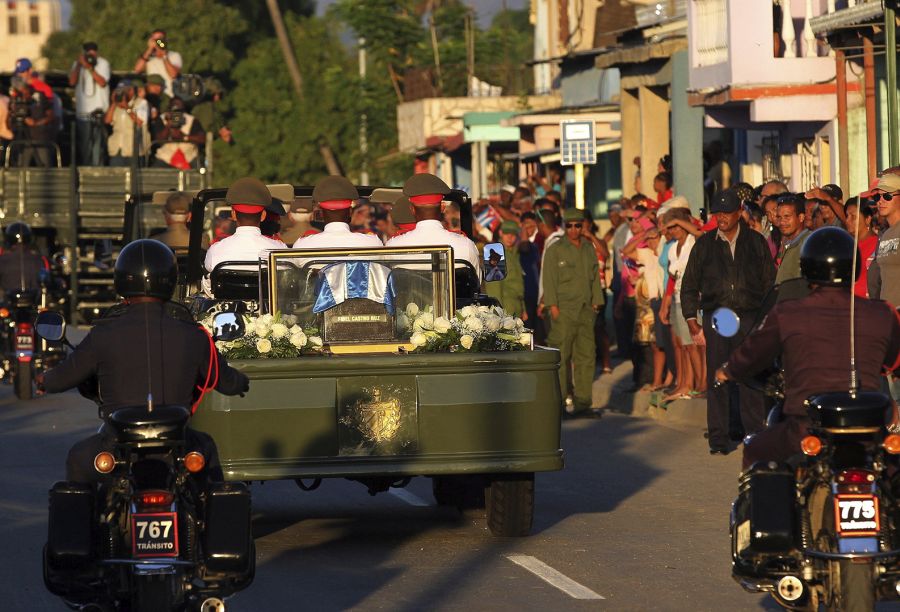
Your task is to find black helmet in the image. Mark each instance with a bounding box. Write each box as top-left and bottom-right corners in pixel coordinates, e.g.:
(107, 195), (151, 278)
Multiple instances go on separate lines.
(5, 222), (32, 246)
(799, 227), (859, 287)
(114, 239), (177, 300)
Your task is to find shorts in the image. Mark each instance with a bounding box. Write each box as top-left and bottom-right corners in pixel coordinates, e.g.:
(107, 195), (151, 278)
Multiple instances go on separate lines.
(670, 300), (693, 345)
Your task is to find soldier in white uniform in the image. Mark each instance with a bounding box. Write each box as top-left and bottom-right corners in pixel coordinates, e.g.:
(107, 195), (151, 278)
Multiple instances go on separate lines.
(293, 176), (383, 249)
(386, 173), (482, 281)
(203, 177), (285, 294)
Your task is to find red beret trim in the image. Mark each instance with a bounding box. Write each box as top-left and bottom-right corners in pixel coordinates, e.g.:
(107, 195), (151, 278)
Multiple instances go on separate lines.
(397, 222), (416, 231)
(319, 199), (353, 210)
(232, 204), (265, 214)
(410, 194), (443, 206)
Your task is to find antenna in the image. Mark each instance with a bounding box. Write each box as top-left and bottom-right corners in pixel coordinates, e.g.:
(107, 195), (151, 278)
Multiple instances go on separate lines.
(849, 192), (862, 396)
(140, 240), (154, 413)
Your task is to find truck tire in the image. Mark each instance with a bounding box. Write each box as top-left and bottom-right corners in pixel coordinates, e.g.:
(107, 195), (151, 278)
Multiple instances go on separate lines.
(832, 560), (874, 612)
(486, 473), (534, 537)
(14, 360), (31, 400)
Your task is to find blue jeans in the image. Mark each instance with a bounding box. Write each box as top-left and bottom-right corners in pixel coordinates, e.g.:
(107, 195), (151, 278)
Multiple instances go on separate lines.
(76, 118), (105, 166)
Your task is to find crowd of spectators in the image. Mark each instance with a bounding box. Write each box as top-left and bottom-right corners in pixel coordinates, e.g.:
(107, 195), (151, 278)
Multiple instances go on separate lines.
(1, 30), (231, 169)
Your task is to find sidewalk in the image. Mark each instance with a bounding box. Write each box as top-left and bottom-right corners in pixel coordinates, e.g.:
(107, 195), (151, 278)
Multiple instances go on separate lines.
(591, 360), (708, 429)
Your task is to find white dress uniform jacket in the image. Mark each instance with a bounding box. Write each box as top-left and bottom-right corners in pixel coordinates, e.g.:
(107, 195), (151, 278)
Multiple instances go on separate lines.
(203, 226), (285, 295)
(292, 222), (383, 249)
(385, 219), (482, 282)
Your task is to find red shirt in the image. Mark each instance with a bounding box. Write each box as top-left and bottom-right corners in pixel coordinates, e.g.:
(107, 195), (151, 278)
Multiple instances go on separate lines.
(854, 234), (879, 298)
(28, 76), (54, 99)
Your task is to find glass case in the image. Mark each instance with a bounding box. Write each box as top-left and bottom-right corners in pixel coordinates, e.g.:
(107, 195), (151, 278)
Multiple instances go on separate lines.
(266, 247), (455, 353)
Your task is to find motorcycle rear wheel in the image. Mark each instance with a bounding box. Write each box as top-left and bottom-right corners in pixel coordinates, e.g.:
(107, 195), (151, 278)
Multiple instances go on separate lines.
(14, 360), (31, 400)
(132, 574), (175, 612)
(830, 560), (874, 612)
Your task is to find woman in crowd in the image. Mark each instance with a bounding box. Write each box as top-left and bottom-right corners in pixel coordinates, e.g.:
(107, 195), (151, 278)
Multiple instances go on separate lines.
(845, 197), (878, 297)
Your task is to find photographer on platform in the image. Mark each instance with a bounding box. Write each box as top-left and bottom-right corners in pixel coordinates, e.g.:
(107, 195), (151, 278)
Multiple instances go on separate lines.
(133, 29), (182, 97)
(68, 42), (109, 166)
(150, 97), (204, 170)
(6, 77), (55, 168)
(105, 82), (149, 167)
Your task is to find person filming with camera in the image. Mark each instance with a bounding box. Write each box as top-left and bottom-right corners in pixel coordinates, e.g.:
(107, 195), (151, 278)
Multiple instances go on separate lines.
(68, 42), (109, 166)
(150, 97), (204, 169)
(6, 77), (55, 168)
(104, 82), (149, 167)
(133, 29), (182, 98)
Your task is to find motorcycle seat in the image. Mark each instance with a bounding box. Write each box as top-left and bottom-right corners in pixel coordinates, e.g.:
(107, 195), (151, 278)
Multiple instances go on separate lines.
(106, 405), (190, 444)
(806, 391), (890, 432)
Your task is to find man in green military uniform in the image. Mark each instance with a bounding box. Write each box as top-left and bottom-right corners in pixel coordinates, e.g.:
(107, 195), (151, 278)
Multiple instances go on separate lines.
(191, 77), (233, 144)
(543, 208), (604, 415)
(486, 220), (526, 319)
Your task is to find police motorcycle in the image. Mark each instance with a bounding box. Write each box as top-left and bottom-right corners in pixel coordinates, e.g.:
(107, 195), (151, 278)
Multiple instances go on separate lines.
(715, 282), (900, 605)
(38, 309), (254, 612)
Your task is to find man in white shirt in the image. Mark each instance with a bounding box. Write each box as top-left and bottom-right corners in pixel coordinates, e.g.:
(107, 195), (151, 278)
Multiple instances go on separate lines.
(293, 176), (383, 249)
(133, 29), (183, 98)
(386, 173), (482, 281)
(69, 42), (109, 165)
(204, 178), (285, 294)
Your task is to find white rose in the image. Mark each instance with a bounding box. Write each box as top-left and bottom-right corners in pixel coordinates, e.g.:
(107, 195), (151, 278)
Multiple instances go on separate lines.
(406, 303), (420, 317)
(502, 317), (516, 330)
(459, 334), (474, 349)
(285, 314), (298, 326)
(410, 331), (427, 347)
(464, 316), (483, 333)
(396, 313), (410, 330)
(309, 336), (323, 348)
(458, 305), (474, 319)
(260, 313), (274, 325)
(256, 338), (272, 353)
(519, 332), (532, 346)
(516, 318), (525, 330)
(290, 332), (307, 348)
(484, 315), (502, 332)
(290, 324), (303, 334)
(477, 305), (490, 313)
(433, 316), (451, 334)
(271, 323), (289, 339)
(414, 312), (434, 331)
(254, 322), (271, 338)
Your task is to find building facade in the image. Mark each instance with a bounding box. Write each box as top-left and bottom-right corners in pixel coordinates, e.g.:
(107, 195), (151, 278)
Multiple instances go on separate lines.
(0, 1), (62, 72)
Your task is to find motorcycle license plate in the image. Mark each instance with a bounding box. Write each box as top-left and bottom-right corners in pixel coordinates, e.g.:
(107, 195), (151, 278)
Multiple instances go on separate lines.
(834, 494), (880, 536)
(131, 512), (179, 558)
(15, 335), (32, 351)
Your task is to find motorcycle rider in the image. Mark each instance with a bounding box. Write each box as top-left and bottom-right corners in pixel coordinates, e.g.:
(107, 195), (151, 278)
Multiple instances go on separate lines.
(715, 227), (900, 469)
(0, 222), (47, 295)
(38, 239), (249, 483)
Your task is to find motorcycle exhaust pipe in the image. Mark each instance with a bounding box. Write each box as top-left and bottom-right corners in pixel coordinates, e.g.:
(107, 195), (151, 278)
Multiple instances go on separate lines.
(775, 575), (807, 604)
(200, 597), (226, 612)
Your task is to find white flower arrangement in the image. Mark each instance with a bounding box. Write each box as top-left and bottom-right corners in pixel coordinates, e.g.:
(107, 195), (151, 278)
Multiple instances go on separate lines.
(401, 302), (532, 353)
(201, 311), (324, 359)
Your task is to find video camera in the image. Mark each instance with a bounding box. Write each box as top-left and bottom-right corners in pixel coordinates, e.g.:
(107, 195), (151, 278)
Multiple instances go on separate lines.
(84, 53), (97, 68)
(111, 84), (131, 104)
(171, 74), (205, 106)
(155, 38), (167, 51)
(167, 109), (185, 129)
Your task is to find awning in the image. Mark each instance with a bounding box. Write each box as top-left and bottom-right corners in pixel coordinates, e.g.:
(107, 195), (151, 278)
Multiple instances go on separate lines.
(504, 139), (622, 163)
(810, 4), (884, 35)
(594, 36), (687, 70)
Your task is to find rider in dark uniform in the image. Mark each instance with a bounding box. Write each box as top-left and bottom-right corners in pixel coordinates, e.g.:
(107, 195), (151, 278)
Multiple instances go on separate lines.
(715, 227), (900, 469)
(39, 239), (249, 483)
(0, 222), (46, 294)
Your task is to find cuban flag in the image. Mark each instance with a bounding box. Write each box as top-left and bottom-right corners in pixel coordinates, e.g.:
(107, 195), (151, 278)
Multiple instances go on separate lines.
(313, 261), (397, 315)
(476, 205), (502, 234)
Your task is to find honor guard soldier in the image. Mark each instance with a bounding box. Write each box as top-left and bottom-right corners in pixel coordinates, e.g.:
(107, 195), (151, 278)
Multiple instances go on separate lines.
(386, 173), (482, 280)
(260, 197), (287, 242)
(280, 196), (316, 245)
(543, 208), (604, 415)
(292, 176), (383, 249)
(204, 177), (285, 272)
(155, 192), (208, 251)
(390, 196), (417, 237)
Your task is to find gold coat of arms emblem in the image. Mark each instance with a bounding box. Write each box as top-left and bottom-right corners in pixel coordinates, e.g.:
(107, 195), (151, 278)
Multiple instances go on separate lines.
(352, 389), (402, 443)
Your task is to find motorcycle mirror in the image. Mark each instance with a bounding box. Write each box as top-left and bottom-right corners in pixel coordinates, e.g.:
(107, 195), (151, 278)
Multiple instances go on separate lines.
(35, 311), (66, 342)
(212, 311), (244, 341)
(483, 243), (507, 282)
(710, 307), (740, 338)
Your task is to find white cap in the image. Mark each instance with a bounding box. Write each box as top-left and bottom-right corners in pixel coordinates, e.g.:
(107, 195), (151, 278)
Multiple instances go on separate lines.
(658, 195), (690, 216)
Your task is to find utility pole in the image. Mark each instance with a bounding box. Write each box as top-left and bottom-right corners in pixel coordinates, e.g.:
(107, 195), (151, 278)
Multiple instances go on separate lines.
(886, 5), (899, 166)
(359, 37), (369, 186)
(265, 0), (342, 176)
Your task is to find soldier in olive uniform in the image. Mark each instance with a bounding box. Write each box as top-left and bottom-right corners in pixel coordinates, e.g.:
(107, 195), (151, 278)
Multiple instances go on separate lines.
(486, 220), (526, 319)
(154, 192), (209, 251)
(279, 196), (316, 245)
(543, 208), (604, 414)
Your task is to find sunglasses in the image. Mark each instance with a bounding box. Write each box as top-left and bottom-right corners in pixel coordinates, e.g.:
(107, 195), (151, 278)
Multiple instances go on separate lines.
(871, 192), (899, 202)
(565, 222), (582, 228)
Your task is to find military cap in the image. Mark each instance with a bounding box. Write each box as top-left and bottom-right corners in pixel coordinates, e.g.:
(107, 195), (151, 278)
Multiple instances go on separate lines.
(313, 175), (358, 210)
(225, 177), (271, 214)
(204, 77), (223, 94)
(390, 197), (416, 225)
(131, 77), (144, 88)
(403, 173), (450, 206)
(290, 196), (314, 213)
(265, 198), (288, 217)
(146, 74), (165, 87)
(488, 249), (502, 261)
(164, 192), (191, 215)
(562, 208), (585, 223)
(710, 189), (741, 214)
(499, 220), (520, 234)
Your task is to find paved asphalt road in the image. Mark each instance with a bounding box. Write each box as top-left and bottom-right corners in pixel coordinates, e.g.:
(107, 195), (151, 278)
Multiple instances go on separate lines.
(0, 380), (792, 612)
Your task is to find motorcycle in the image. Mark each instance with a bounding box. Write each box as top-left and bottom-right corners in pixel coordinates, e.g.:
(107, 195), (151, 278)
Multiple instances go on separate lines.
(711, 308), (900, 611)
(38, 311), (254, 612)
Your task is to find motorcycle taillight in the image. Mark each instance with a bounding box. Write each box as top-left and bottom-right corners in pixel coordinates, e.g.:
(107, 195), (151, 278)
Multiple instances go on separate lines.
(135, 490), (175, 509)
(15, 322), (32, 337)
(836, 469), (875, 493)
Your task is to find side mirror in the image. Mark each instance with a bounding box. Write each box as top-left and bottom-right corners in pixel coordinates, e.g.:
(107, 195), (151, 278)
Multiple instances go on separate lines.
(212, 311), (245, 341)
(483, 243), (507, 282)
(35, 311), (66, 342)
(710, 307), (740, 338)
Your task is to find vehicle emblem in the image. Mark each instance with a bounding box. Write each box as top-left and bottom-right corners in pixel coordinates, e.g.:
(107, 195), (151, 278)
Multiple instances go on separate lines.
(346, 388), (402, 443)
